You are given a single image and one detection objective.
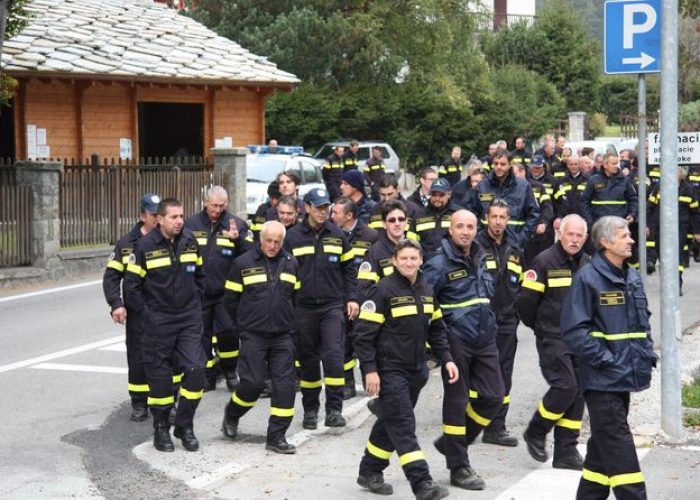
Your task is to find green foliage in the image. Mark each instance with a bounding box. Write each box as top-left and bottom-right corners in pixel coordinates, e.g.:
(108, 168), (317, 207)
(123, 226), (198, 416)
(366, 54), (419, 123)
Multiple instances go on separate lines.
(680, 100), (700, 130)
(680, 0), (700, 19)
(682, 378), (700, 408)
(599, 75), (660, 123)
(2, 0), (31, 106)
(587, 112), (607, 138)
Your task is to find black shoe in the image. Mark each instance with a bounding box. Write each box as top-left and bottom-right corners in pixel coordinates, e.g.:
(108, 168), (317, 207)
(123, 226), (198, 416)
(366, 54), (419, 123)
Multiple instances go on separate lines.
(343, 384), (357, 400)
(153, 422), (174, 452)
(221, 413), (239, 439)
(173, 426), (199, 452)
(553, 452), (583, 470)
(303, 410), (318, 430)
(259, 379), (273, 398)
(224, 371), (240, 392)
(265, 439), (296, 454)
(203, 377), (217, 392)
(433, 436), (445, 456)
(450, 466), (485, 490)
(482, 430), (518, 447)
(324, 410), (346, 427)
(357, 473), (393, 495)
(414, 480), (449, 500)
(523, 430), (548, 462)
(367, 398), (383, 417)
(130, 405), (149, 422)
(646, 262), (656, 275)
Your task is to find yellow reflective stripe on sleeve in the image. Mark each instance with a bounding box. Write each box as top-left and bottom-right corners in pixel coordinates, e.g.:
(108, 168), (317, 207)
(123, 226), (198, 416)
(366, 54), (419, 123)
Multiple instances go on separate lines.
(591, 200), (627, 205)
(366, 441), (393, 460)
(216, 237), (234, 247)
(383, 266), (394, 276)
(538, 401), (565, 421)
(399, 450), (426, 466)
(242, 274), (267, 285)
(206, 359), (216, 369)
(344, 358), (357, 370)
(212, 335), (218, 344)
(180, 387), (203, 400)
(547, 277), (572, 287)
(556, 418), (582, 430)
(442, 424), (466, 436)
(172, 373), (183, 384)
(590, 331), (648, 341)
(582, 468), (610, 486)
(270, 407), (295, 417)
(107, 260), (124, 272)
(340, 250), (354, 262)
(358, 271), (380, 282)
(416, 222), (436, 232)
(300, 379), (322, 389)
(503, 395), (510, 404)
(441, 220), (451, 228)
(507, 220), (525, 225)
(232, 392), (256, 407)
(146, 257), (171, 269)
(225, 280), (243, 292)
(486, 260), (497, 270)
(128, 383), (149, 393)
(469, 389), (479, 399)
(148, 395), (175, 406)
(423, 304), (435, 314)
(441, 297), (490, 309)
(295, 280), (301, 290)
(406, 231), (420, 241)
(280, 273), (297, 285)
(196, 237), (207, 245)
(323, 244), (343, 255)
(522, 279), (545, 293)
(359, 311), (385, 324)
(324, 376), (345, 386)
(610, 472), (645, 487)
(126, 263), (147, 277)
(679, 196), (692, 204)
(369, 220), (384, 229)
(646, 241), (656, 248)
(391, 305), (418, 318)
(292, 246), (314, 257)
(179, 253), (198, 263)
(466, 403), (491, 426)
(432, 308), (443, 321)
(507, 261), (522, 275)
(218, 349), (239, 359)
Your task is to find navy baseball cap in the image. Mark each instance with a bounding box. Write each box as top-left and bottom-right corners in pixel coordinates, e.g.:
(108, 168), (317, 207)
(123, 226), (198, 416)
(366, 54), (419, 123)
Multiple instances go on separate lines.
(140, 193), (160, 214)
(303, 188), (331, 207)
(430, 178), (451, 193)
(530, 155), (545, 167)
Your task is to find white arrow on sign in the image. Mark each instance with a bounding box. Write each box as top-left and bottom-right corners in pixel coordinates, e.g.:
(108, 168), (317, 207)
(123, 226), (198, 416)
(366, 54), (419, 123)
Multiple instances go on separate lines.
(622, 52), (655, 69)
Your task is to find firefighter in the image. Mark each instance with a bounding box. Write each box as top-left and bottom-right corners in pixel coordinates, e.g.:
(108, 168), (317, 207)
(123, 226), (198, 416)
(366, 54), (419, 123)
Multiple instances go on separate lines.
(475, 200), (525, 447)
(354, 238), (456, 500)
(509, 136), (532, 170)
(368, 174), (420, 236)
(412, 178), (461, 260)
(323, 145), (345, 202)
(284, 188), (359, 429)
(340, 170), (377, 226)
(276, 195), (302, 231)
(364, 146), (387, 202)
(123, 198), (207, 453)
(580, 153), (638, 230)
(439, 146), (463, 187)
(103, 193), (160, 421)
(343, 140), (360, 172)
(518, 214), (591, 470)
(221, 221), (300, 454)
(185, 186), (251, 392)
(423, 209), (506, 491)
(688, 163), (700, 262)
(408, 167), (439, 208)
(561, 216), (656, 500)
(251, 180), (281, 240)
(512, 161), (554, 265)
(331, 197), (379, 400)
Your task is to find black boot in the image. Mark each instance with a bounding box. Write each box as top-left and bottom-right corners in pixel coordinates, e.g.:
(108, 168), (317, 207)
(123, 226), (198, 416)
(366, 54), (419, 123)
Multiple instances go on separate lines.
(153, 419), (174, 452)
(414, 480), (449, 500)
(222, 408), (239, 439)
(523, 430), (548, 462)
(266, 438), (296, 454)
(303, 409), (318, 430)
(130, 404), (149, 422)
(324, 410), (346, 427)
(357, 472), (393, 495)
(173, 426), (199, 452)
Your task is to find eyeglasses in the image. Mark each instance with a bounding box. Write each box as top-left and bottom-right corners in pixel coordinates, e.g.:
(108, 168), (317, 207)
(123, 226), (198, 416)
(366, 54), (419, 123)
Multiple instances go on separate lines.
(385, 216), (407, 223)
(490, 198), (509, 207)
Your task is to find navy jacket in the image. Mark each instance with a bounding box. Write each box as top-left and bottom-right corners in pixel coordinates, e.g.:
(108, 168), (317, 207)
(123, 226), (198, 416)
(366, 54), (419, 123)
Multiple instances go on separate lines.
(103, 222), (144, 312)
(412, 201), (461, 260)
(561, 252), (656, 393)
(580, 171), (638, 227)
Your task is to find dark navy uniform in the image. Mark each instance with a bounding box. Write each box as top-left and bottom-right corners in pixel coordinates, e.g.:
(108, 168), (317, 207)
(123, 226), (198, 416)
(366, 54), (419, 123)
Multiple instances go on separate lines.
(368, 196), (420, 236)
(518, 241), (590, 464)
(357, 233), (398, 300)
(580, 171), (638, 228)
(474, 229), (524, 438)
(412, 201), (461, 260)
(423, 237), (505, 475)
(364, 157), (386, 201)
(509, 149), (531, 170)
(524, 177), (554, 265)
(284, 217), (358, 422)
(561, 252), (656, 500)
(123, 226), (207, 433)
(250, 201), (272, 240)
(342, 149), (359, 172)
(103, 223), (150, 411)
(355, 271), (453, 494)
(439, 157), (462, 187)
(323, 152), (345, 201)
(688, 164), (700, 261)
(185, 210), (251, 388)
(554, 171), (588, 219)
(222, 244), (299, 445)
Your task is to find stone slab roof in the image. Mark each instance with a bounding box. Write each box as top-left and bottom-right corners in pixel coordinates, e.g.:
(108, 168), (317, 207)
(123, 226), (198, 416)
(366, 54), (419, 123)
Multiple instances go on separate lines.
(0, 0), (299, 87)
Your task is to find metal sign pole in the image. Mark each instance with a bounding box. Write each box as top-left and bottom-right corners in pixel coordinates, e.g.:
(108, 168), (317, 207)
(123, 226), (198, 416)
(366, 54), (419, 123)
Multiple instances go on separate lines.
(659, 0), (681, 440)
(637, 73), (647, 287)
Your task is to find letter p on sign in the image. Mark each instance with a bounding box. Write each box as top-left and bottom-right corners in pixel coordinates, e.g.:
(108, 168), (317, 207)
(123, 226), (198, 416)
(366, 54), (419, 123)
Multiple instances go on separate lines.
(623, 3), (656, 49)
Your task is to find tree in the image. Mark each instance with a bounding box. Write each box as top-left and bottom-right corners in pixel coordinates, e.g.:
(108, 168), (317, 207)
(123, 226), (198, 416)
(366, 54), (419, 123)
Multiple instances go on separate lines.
(1, 0), (30, 107)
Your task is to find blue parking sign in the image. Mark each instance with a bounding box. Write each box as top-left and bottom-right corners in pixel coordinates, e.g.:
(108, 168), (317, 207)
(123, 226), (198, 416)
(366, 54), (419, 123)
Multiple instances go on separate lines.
(604, 0), (661, 75)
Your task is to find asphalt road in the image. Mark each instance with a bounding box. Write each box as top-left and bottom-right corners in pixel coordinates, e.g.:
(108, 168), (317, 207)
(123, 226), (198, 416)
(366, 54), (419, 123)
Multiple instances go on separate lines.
(1, 266), (699, 499)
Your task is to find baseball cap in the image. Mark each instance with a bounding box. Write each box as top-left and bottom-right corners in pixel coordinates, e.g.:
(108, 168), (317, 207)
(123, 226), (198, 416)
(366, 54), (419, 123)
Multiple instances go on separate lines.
(530, 155), (545, 168)
(430, 178), (451, 193)
(140, 193), (160, 214)
(303, 188), (331, 207)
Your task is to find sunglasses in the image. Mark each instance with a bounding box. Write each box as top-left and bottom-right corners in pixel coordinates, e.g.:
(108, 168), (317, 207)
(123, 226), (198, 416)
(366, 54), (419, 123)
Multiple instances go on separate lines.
(385, 216), (407, 223)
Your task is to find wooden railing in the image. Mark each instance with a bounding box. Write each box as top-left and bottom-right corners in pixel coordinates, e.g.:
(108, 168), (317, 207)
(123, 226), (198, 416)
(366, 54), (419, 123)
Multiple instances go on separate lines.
(0, 183), (33, 267)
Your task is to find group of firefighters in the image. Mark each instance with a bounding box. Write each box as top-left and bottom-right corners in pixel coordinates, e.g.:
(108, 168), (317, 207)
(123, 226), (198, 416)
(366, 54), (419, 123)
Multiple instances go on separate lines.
(102, 135), (698, 500)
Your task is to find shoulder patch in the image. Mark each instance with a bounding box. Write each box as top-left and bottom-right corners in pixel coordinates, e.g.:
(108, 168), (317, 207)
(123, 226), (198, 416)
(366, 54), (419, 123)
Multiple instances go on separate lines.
(359, 261), (372, 272)
(128, 253), (136, 264)
(524, 269), (537, 281)
(360, 300), (376, 313)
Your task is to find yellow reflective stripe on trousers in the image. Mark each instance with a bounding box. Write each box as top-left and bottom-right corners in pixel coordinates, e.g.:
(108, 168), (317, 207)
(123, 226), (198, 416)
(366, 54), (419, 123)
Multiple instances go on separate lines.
(148, 395), (175, 406)
(325, 376), (345, 386)
(359, 311), (385, 324)
(292, 246), (314, 257)
(610, 472), (645, 487)
(300, 379), (323, 389)
(582, 468), (610, 486)
(469, 389), (479, 399)
(242, 274), (267, 285)
(441, 297), (490, 309)
(107, 260), (124, 272)
(590, 331), (648, 341)
(172, 373), (183, 384)
(538, 401), (565, 421)
(126, 263), (146, 277)
(547, 277), (572, 287)
(225, 280), (243, 292)
(522, 279), (545, 293)
(232, 392), (256, 407)
(392, 305), (418, 318)
(503, 394), (510, 404)
(344, 358), (357, 370)
(146, 257), (172, 269)
(270, 407), (295, 417)
(399, 450), (426, 466)
(180, 387), (203, 400)
(443, 424), (466, 435)
(366, 441), (393, 460)
(556, 418), (582, 429)
(466, 403), (491, 426)
(219, 349), (239, 359)
(128, 383), (149, 393)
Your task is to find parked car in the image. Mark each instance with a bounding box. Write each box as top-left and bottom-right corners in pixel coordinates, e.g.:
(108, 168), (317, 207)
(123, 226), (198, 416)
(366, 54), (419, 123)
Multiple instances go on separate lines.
(246, 147), (324, 216)
(314, 140), (400, 173)
(565, 140), (619, 158)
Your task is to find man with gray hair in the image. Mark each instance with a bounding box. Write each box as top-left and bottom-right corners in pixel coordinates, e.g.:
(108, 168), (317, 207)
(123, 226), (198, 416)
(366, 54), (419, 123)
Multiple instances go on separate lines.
(185, 185), (252, 391)
(518, 214), (590, 470)
(561, 216), (655, 499)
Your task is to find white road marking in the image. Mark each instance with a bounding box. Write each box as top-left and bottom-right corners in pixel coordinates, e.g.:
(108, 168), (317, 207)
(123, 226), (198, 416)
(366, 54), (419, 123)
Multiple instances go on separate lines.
(186, 462), (249, 489)
(0, 335), (123, 374)
(99, 343), (127, 352)
(495, 447), (650, 500)
(0, 279), (102, 303)
(31, 363), (128, 374)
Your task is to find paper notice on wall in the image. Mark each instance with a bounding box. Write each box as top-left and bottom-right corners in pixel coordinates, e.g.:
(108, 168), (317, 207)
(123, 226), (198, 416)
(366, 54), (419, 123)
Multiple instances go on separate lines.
(26, 124), (37, 159)
(36, 145), (51, 158)
(119, 138), (133, 160)
(222, 137), (233, 147)
(214, 138), (225, 148)
(36, 128), (47, 146)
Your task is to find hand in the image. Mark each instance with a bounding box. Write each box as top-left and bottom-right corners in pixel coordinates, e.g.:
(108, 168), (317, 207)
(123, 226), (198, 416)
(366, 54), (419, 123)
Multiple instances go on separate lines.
(694, 234), (700, 243)
(111, 307), (127, 324)
(625, 215), (634, 224)
(347, 301), (359, 320)
(553, 218), (561, 232)
(365, 372), (380, 396)
(536, 223), (546, 235)
(444, 362), (459, 384)
(223, 220), (239, 240)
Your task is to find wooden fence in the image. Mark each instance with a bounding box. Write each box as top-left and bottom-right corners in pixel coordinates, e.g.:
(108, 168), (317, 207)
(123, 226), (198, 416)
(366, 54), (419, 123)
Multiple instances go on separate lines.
(0, 182), (33, 268)
(60, 157), (228, 248)
(620, 112), (660, 139)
